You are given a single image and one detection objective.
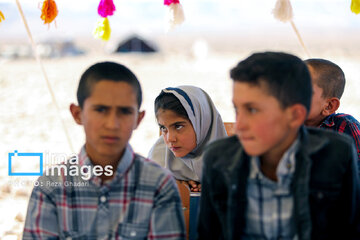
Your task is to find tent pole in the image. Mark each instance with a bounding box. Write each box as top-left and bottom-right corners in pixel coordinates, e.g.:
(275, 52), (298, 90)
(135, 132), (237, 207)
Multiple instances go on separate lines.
(290, 20), (311, 58)
(15, 0), (75, 153)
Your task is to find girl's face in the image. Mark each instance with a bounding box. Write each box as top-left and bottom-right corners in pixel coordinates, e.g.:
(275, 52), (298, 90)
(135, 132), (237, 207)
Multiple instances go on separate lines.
(156, 109), (197, 158)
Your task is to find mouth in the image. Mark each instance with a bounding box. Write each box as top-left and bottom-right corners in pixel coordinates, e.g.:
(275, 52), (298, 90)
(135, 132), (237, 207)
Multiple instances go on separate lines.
(238, 136), (254, 142)
(101, 136), (120, 144)
(170, 146), (181, 152)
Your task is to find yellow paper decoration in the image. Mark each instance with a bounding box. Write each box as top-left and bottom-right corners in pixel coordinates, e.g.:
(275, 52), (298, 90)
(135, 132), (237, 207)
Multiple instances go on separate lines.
(40, 0), (58, 25)
(0, 11), (5, 23)
(351, 0), (360, 14)
(93, 17), (111, 41)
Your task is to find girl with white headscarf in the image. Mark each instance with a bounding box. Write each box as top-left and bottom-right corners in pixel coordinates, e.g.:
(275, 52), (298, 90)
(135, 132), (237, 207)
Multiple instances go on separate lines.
(148, 85), (227, 191)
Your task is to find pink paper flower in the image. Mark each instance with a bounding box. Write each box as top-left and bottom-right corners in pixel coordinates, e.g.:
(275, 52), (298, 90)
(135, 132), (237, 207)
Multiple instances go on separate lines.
(164, 0), (180, 6)
(98, 0), (116, 18)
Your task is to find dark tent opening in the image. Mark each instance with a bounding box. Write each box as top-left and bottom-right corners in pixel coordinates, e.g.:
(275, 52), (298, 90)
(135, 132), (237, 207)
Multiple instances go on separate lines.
(115, 35), (157, 53)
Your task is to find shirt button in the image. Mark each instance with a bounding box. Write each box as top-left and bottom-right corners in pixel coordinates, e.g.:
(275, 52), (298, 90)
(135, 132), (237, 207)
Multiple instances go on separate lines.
(317, 192), (324, 199)
(100, 196), (106, 203)
(130, 230), (136, 237)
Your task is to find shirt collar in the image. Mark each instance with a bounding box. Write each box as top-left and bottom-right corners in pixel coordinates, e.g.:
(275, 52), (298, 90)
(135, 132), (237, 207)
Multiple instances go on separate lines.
(249, 136), (299, 185)
(320, 113), (335, 127)
(78, 144), (134, 185)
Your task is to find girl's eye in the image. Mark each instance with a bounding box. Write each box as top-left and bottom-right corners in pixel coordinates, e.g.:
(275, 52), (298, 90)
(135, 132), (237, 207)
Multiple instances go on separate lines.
(175, 125), (184, 130)
(159, 126), (167, 133)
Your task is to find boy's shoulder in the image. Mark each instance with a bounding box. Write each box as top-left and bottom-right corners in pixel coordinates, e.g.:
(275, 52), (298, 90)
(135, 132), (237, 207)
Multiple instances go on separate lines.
(306, 126), (354, 145)
(203, 136), (242, 166)
(133, 153), (172, 179)
(333, 113), (359, 121)
(132, 153), (176, 185)
(206, 135), (240, 152)
(303, 127), (355, 160)
(322, 113), (360, 127)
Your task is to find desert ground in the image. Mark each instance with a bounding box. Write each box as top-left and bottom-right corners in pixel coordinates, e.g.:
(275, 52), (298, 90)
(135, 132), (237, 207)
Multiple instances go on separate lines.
(1, 33), (360, 239)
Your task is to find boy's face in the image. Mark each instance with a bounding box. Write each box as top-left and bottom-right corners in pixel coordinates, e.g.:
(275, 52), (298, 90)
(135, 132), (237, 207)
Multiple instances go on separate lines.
(232, 81), (303, 162)
(305, 66), (329, 126)
(71, 80), (144, 163)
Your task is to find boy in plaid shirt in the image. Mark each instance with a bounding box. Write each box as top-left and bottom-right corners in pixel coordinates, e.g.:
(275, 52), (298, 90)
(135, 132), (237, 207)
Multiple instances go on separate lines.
(304, 58), (360, 168)
(23, 62), (185, 239)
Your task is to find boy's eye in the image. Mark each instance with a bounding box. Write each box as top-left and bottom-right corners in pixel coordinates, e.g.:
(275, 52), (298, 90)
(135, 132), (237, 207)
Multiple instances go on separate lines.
(120, 108), (133, 115)
(233, 107), (238, 114)
(95, 106), (107, 113)
(248, 107), (258, 114)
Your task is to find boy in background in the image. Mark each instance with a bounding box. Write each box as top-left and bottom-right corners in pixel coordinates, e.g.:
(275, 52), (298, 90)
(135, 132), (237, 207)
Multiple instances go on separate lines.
(23, 62), (185, 239)
(304, 58), (360, 164)
(198, 52), (360, 239)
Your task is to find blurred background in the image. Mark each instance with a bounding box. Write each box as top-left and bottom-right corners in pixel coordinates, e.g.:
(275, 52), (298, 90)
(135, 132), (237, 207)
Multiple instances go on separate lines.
(1, 0), (360, 238)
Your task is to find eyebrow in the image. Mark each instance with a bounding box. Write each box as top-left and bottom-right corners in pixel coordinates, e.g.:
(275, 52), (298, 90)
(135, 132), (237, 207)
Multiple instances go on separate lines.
(232, 101), (258, 107)
(92, 104), (136, 111)
(158, 121), (188, 128)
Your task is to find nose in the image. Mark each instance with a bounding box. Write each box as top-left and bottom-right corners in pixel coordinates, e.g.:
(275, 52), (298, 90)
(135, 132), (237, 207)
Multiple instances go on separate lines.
(235, 112), (247, 132)
(104, 112), (120, 129)
(165, 130), (176, 143)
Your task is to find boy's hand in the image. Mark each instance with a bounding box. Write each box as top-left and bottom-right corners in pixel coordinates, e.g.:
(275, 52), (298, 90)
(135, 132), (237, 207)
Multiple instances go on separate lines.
(188, 180), (201, 192)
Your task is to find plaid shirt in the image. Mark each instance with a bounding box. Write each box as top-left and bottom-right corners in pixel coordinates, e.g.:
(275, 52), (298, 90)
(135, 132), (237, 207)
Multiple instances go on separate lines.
(23, 145), (186, 240)
(320, 113), (360, 167)
(243, 139), (299, 240)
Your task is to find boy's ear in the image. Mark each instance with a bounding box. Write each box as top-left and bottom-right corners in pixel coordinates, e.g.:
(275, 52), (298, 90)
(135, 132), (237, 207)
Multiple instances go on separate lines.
(70, 103), (83, 125)
(287, 104), (307, 128)
(322, 97), (340, 116)
(134, 110), (145, 130)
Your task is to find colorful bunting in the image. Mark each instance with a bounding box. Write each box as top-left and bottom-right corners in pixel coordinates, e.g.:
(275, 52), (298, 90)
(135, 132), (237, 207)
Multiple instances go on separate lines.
(93, 0), (116, 41)
(40, 0), (58, 25)
(93, 17), (111, 41)
(164, 0), (185, 30)
(351, 0), (360, 14)
(272, 0), (293, 22)
(98, 0), (116, 17)
(0, 10), (5, 23)
(272, 0), (311, 57)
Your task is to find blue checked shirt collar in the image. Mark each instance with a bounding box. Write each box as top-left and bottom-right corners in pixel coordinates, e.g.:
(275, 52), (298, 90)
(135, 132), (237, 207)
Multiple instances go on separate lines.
(245, 137), (300, 239)
(249, 137), (299, 188)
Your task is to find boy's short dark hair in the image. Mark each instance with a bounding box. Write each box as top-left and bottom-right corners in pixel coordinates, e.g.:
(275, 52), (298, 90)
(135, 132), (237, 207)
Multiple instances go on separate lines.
(304, 58), (345, 99)
(77, 61), (142, 108)
(230, 52), (312, 112)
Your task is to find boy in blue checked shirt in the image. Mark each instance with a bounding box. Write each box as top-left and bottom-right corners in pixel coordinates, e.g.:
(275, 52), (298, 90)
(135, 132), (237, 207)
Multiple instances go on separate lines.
(197, 52), (360, 239)
(23, 62), (186, 239)
(304, 58), (360, 166)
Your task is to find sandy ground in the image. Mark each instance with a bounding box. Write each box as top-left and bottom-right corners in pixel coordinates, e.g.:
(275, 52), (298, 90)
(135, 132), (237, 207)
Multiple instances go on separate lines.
(1, 37), (360, 239)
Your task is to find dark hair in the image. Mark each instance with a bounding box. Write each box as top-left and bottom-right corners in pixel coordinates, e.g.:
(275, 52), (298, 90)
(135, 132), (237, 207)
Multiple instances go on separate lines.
(304, 58), (345, 99)
(77, 61), (142, 108)
(154, 92), (188, 119)
(230, 52), (312, 112)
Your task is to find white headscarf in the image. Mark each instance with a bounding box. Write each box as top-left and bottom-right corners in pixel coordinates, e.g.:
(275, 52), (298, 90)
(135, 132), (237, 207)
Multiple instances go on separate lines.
(148, 85), (227, 181)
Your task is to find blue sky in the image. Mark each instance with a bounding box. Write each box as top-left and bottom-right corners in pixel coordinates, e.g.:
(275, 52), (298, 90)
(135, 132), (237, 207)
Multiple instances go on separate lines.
(0, 0), (359, 41)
